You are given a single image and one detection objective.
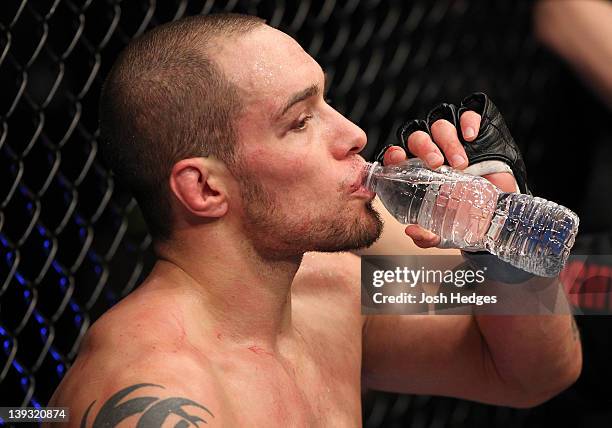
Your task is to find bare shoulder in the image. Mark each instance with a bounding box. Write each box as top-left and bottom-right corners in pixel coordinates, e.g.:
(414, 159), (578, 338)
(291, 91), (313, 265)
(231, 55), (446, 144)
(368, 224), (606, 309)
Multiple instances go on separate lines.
(47, 301), (234, 427)
(49, 362), (225, 427)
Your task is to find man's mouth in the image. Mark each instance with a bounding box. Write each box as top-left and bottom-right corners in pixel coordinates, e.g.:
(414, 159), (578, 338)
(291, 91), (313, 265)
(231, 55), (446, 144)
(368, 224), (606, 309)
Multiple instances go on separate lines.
(351, 185), (376, 199)
(349, 163), (376, 199)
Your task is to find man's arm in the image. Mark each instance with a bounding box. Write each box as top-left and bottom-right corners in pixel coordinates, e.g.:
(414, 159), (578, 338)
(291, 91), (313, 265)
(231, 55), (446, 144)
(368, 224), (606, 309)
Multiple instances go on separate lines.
(348, 211), (581, 407)
(360, 104), (582, 407)
(534, 0), (612, 110)
(362, 301), (581, 408)
(45, 347), (233, 427)
(360, 201), (581, 407)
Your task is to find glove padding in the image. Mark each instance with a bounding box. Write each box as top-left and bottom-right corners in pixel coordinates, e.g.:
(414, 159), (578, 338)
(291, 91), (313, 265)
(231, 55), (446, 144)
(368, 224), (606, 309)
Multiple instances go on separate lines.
(391, 92), (531, 194)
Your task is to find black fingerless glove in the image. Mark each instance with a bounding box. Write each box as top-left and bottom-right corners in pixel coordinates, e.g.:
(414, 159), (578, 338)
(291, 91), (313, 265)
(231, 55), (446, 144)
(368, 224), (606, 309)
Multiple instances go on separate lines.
(393, 92), (531, 194)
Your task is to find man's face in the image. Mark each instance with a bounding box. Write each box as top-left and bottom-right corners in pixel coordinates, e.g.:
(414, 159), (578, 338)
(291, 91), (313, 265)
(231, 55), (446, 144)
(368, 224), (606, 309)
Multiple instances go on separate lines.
(216, 26), (382, 259)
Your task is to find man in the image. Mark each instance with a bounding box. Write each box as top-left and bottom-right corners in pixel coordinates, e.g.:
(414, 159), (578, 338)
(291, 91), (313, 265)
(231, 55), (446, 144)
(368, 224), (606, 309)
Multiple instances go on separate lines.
(47, 13), (581, 427)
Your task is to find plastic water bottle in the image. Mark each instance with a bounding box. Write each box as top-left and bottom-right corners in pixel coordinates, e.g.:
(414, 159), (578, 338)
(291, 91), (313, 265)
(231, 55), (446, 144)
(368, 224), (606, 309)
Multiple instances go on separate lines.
(363, 159), (579, 277)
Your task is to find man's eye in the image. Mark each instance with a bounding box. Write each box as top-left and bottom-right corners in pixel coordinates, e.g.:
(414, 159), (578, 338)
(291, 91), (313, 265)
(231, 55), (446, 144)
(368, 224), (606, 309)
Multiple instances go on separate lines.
(294, 115), (313, 131)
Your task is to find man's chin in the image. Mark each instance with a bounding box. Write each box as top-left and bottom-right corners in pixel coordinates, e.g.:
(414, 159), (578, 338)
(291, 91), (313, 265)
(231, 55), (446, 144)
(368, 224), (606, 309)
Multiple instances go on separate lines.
(352, 202), (384, 249)
(313, 204), (383, 253)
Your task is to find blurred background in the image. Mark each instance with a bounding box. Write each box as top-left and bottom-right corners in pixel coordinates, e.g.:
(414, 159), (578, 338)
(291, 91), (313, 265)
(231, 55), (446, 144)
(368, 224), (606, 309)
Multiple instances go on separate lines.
(1, 0), (612, 426)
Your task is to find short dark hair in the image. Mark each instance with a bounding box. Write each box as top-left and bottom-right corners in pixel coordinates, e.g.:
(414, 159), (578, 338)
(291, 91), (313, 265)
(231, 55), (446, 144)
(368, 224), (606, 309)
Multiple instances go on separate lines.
(99, 13), (265, 241)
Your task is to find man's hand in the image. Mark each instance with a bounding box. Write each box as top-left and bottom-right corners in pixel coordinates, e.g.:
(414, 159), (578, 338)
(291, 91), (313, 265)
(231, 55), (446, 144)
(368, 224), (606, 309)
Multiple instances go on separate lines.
(380, 95), (518, 249)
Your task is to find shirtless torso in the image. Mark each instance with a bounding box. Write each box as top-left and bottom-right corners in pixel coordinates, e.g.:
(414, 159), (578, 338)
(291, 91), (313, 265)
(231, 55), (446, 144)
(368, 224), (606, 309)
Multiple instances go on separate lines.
(48, 252), (364, 427)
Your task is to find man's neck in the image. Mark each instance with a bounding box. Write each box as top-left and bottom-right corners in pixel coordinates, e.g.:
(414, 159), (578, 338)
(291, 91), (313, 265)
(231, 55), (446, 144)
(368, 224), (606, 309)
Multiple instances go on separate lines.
(151, 229), (301, 352)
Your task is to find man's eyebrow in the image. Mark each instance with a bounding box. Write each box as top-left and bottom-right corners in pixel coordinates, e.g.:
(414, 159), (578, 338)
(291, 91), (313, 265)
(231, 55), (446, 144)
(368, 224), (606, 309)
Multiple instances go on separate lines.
(275, 71), (328, 120)
(276, 84), (319, 119)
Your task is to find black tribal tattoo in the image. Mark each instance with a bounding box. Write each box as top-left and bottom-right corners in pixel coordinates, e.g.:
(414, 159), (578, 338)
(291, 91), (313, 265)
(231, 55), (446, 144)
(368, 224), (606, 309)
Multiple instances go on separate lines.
(80, 383), (214, 427)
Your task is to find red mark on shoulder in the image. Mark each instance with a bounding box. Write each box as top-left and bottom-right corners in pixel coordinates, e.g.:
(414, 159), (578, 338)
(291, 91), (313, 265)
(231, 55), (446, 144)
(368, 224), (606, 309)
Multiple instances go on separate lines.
(248, 345), (274, 356)
(216, 333), (222, 340)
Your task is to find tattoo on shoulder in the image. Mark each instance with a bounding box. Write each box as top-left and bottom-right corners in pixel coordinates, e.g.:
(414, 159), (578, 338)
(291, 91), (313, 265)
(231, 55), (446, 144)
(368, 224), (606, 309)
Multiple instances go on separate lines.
(80, 383), (214, 427)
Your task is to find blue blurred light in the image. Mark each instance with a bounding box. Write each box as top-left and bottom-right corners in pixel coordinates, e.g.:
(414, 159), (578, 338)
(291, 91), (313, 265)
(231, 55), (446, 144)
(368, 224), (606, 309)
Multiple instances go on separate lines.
(94, 265), (102, 275)
(0, 326), (5, 335)
(5, 251), (13, 263)
(40, 327), (47, 338)
(20, 377), (27, 386)
(15, 272), (26, 285)
(70, 301), (79, 312)
(31, 399), (41, 409)
(34, 312), (44, 324)
(56, 364), (64, 376)
(52, 260), (63, 273)
(79, 227), (86, 238)
(13, 360), (24, 373)
(74, 315), (82, 326)
(0, 234), (8, 247)
(23, 290), (30, 299)
(37, 224), (47, 235)
(50, 348), (61, 360)
(43, 240), (50, 249)
(3, 339), (10, 352)
(26, 202), (32, 212)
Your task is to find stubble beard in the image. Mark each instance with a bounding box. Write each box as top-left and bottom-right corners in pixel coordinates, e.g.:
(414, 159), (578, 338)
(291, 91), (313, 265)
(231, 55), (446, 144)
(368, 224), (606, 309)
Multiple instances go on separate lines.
(237, 176), (383, 260)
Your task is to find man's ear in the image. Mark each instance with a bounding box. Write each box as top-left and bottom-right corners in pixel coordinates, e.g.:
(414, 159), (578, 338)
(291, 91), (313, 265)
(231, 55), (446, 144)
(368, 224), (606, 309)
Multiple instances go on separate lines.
(169, 158), (228, 218)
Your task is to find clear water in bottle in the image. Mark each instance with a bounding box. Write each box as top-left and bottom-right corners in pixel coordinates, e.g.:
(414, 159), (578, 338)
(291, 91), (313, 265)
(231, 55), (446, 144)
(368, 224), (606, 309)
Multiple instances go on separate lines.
(364, 159), (579, 277)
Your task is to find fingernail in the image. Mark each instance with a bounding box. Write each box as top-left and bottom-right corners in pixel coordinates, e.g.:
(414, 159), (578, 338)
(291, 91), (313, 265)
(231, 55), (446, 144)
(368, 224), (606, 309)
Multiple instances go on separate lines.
(390, 150), (404, 163)
(425, 152), (442, 167)
(464, 127), (475, 139)
(451, 154), (466, 167)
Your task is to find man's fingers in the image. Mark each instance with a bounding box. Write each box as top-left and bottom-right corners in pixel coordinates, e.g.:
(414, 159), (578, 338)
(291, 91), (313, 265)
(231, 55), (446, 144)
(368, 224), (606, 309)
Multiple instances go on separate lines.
(429, 119), (468, 169)
(382, 145), (407, 165)
(459, 110), (481, 142)
(406, 131), (444, 169)
(404, 224), (441, 248)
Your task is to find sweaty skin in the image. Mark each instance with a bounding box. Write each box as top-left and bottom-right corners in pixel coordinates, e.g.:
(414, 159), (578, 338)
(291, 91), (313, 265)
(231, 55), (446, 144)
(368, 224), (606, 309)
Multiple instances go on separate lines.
(47, 23), (581, 427)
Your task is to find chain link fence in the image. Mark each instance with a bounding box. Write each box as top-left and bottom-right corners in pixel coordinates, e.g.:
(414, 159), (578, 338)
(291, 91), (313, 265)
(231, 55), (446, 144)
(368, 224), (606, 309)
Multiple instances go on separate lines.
(1, 0), (611, 427)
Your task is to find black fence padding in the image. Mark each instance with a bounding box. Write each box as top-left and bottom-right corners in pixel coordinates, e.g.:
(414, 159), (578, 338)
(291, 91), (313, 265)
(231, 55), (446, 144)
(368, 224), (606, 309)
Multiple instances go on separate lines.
(1, 1), (612, 427)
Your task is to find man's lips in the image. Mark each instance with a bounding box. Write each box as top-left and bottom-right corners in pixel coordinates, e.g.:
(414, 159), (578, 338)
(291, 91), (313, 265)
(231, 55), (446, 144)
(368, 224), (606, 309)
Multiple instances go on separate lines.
(349, 165), (375, 199)
(351, 185), (376, 199)
(348, 168), (365, 193)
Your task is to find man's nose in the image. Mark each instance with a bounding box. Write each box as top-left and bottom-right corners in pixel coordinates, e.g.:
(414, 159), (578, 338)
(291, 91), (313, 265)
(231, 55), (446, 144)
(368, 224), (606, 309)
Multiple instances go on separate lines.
(331, 115), (367, 159)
